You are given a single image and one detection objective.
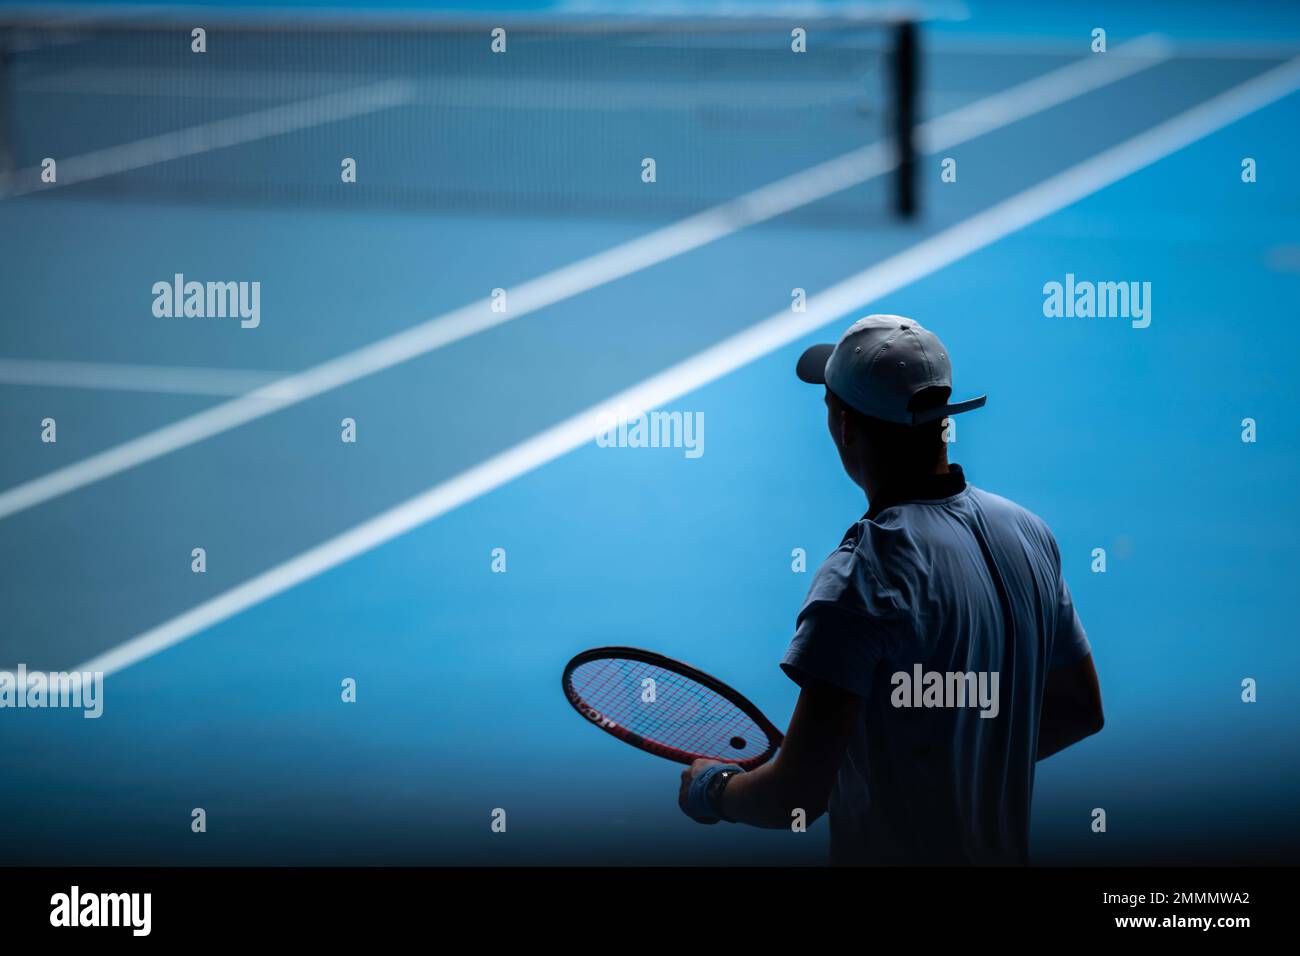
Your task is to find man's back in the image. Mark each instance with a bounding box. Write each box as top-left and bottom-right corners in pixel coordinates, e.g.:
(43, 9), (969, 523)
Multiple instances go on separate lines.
(782, 469), (1091, 865)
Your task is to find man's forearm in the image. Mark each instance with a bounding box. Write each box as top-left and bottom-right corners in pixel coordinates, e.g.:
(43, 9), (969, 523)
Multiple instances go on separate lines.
(1037, 655), (1104, 760)
(680, 681), (857, 829)
(718, 761), (828, 829)
(1036, 717), (1101, 760)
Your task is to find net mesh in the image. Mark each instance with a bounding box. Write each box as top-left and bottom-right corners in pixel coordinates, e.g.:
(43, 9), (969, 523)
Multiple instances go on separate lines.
(0, 15), (915, 222)
(567, 655), (776, 766)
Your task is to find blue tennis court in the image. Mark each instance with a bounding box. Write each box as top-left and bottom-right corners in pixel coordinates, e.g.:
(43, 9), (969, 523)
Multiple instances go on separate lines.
(1, 0), (1298, 865)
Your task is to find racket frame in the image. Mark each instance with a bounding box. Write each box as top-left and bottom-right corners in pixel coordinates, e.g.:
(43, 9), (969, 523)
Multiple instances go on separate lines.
(561, 645), (784, 770)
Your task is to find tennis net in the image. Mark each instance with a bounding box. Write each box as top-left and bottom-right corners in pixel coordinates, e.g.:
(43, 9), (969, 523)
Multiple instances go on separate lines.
(0, 10), (918, 223)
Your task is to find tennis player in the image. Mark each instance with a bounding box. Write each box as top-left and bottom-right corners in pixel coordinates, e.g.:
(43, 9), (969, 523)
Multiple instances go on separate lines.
(679, 315), (1103, 864)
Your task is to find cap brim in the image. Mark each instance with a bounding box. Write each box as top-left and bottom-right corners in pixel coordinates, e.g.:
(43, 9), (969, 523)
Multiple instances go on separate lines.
(796, 344), (834, 385)
(912, 395), (988, 424)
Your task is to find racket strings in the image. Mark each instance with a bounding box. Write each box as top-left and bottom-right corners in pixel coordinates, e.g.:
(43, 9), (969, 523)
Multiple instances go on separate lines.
(570, 657), (770, 762)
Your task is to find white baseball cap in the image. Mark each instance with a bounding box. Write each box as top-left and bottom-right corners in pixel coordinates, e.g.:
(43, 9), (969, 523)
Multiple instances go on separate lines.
(796, 314), (986, 425)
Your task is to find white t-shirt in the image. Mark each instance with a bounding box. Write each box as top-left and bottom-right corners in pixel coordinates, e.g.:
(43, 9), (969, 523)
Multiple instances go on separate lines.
(782, 466), (1091, 865)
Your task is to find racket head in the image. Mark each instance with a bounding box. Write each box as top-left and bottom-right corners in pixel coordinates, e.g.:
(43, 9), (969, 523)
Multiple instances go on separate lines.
(562, 646), (783, 770)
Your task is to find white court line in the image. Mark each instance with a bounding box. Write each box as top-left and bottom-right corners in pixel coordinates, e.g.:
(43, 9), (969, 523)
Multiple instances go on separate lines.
(75, 55), (1300, 679)
(927, 33), (1300, 59)
(20, 68), (380, 101)
(0, 37), (1170, 521)
(1, 79), (414, 198)
(26, 69), (877, 109)
(0, 359), (286, 396)
(917, 35), (1171, 152)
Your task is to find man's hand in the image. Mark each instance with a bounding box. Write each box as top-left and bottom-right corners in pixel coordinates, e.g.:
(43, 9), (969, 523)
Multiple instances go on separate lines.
(678, 759), (727, 824)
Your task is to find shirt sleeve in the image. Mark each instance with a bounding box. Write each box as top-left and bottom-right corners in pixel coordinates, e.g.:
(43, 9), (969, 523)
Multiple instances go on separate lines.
(781, 603), (886, 699)
(780, 544), (902, 699)
(1049, 573), (1092, 669)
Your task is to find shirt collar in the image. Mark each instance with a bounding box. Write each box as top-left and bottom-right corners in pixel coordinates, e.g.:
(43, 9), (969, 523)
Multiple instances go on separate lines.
(865, 464), (968, 520)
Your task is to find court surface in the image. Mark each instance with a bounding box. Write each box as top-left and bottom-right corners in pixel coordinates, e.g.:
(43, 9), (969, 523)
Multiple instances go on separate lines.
(1, 0), (1298, 864)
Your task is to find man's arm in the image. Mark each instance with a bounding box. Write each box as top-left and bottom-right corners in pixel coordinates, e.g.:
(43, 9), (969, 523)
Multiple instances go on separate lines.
(1037, 653), (1104, 760)
(681, 678), (860, 829)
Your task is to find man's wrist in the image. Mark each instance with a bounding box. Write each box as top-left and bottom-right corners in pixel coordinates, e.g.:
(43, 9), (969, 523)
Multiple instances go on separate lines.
(685, 764), (743, 822)
(706, 767), (742, 823)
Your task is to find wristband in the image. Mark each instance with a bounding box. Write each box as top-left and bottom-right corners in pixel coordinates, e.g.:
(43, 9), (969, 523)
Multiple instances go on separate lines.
(684, 764), (743, 822)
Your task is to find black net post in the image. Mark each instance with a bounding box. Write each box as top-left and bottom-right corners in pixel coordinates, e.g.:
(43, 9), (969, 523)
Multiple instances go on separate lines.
(890, 19), (918, 218)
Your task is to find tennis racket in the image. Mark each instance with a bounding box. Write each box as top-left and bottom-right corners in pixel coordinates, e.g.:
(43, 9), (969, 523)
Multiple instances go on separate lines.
(562, 646), (783, 770)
